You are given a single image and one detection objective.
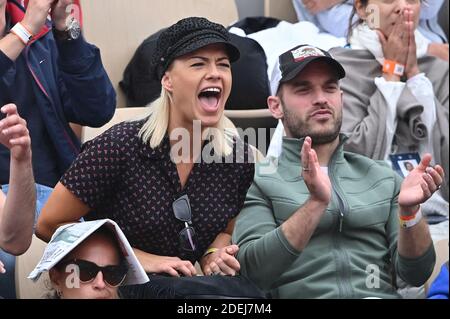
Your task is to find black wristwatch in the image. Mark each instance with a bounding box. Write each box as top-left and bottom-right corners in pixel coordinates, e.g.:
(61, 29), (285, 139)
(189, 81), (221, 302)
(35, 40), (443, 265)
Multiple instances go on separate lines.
(53, 18), (81, 41)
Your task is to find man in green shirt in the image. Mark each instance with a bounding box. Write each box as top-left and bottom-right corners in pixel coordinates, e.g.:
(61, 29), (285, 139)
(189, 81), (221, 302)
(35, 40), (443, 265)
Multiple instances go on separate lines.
(232, 44), (443, 298)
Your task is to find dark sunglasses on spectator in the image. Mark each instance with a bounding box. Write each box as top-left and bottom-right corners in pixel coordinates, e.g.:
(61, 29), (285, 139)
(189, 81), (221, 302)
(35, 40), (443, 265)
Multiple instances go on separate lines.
(172, 194), (196, 252)
(57, 259), (128, 287)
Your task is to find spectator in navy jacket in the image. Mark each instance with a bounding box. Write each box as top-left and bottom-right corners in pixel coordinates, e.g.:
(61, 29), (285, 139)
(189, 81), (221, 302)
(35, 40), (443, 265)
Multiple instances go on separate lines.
(0, 0), (115, 298)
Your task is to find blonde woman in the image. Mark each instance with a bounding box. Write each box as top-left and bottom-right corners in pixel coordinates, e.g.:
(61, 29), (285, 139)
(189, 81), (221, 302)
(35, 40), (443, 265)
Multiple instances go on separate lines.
(36, 17), (261, 298)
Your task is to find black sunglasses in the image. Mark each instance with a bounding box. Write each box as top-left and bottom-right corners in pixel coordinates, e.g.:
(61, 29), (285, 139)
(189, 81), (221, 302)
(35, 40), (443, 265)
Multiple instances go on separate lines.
(58, 259), (128, 287)
(172, 194), (196, 252)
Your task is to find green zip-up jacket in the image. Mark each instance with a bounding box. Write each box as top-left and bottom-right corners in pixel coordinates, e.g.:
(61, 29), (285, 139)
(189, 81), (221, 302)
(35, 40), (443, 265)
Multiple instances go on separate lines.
(233, 135), (435, 299)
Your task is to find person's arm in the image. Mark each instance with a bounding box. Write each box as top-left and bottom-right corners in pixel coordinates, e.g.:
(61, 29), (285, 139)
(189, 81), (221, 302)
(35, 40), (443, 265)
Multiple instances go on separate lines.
(233, 180), (300, 290)
(37, 123), (122, 240)
(331, 46), (403, 160)
(344, 16), (418, 160)
(233, 137), (332, 290)
(279, 137), (331, 251)
(333, 18), (434, 161)
(200, 218), (240, 276)
(427, 43), (449, 61)
(200, 151), (255, 276)
(0, 104), (35, 255)
(199, 149), (254, 276)
(50, 0), (116, 127)
(35, 182), (89, 242)
(397, 154), (441, 258)
(394, 154), (443, 286)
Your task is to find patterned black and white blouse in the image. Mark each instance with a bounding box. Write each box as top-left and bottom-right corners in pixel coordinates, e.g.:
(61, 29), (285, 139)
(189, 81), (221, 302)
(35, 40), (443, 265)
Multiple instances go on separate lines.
(61, 119), (255, 263)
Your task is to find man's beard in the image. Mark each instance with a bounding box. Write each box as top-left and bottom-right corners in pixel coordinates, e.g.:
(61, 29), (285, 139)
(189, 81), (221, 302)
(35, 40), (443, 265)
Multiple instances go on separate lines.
(282, 103), (342, 145)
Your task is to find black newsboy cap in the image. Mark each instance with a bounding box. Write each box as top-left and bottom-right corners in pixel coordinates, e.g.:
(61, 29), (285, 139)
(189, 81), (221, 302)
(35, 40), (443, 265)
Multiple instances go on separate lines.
(153, 17), (240, 80)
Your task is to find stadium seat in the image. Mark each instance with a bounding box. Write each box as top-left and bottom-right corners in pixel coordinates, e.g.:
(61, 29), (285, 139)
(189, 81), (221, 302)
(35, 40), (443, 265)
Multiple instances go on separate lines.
(81, 107), (150, 143)
(81, 106), (268, 162)
(15, 235), (49, 299)
(80, 0), (239, 109)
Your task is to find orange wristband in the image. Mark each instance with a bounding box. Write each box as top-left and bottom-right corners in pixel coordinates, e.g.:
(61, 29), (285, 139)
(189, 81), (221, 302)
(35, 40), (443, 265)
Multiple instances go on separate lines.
(383, 59), (405, 77)
(399, 208), (422, 228)
(399, 205), (420, 220)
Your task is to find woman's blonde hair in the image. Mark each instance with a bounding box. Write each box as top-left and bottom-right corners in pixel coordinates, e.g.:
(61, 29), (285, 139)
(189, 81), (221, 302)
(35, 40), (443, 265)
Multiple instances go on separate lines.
(138, 87), (235, 157)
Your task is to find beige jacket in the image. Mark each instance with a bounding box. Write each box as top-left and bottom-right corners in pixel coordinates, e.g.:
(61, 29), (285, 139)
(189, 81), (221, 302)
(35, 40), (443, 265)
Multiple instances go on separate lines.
(331, 48), (449, 201)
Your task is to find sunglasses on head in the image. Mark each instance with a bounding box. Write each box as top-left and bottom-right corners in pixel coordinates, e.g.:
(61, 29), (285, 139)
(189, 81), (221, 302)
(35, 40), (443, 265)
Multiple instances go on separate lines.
(58, 259), (128, 287)
(172, 194), (196, 252)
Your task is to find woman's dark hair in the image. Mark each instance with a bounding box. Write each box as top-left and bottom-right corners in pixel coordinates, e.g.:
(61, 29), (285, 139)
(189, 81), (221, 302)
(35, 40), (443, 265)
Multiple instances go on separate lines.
(403, 161), (414, 171)
(347, 0), (426, 42)
(348, 0), (368, 42)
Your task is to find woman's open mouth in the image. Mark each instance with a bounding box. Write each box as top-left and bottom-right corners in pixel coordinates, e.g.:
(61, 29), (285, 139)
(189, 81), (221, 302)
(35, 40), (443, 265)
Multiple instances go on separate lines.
(198, 87), (222, 113)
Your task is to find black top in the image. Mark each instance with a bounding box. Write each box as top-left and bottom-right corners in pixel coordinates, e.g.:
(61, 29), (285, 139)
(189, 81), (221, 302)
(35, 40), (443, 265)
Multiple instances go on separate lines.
(0, 13), (60, 187)
(61, 119), (255, 263)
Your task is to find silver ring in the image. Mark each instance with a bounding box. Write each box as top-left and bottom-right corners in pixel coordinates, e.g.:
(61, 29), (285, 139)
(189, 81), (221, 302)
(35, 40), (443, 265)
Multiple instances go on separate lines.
(302, 167), (310, 171)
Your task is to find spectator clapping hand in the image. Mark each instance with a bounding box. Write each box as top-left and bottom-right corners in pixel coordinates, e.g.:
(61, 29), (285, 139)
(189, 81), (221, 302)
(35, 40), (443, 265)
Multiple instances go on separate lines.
(399, 153), (445, 210)
(301, 136), (332, 205)
(376, 14), (410, 79)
